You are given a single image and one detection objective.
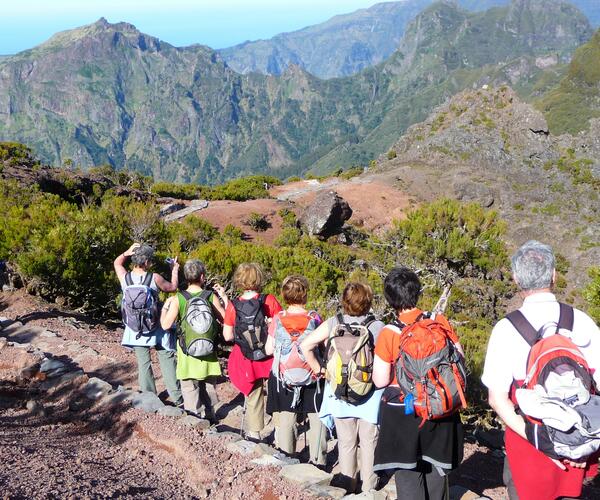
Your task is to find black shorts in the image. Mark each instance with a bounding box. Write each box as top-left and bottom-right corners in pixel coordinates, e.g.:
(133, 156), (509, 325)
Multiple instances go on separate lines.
(265, 374), (324, 415)
(374, 387), (464, 472)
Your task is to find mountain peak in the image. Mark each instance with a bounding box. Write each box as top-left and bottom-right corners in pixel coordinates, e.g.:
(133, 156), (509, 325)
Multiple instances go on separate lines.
(94, 17), (109, 27)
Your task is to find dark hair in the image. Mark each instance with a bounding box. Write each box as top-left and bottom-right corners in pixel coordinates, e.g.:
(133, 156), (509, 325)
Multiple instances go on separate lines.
(383, 267), (421, 311)
(341, 282), (373, 316)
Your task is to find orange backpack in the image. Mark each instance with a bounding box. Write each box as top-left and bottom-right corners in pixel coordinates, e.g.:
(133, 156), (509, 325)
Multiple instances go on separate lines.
(392, 313), (467, 421)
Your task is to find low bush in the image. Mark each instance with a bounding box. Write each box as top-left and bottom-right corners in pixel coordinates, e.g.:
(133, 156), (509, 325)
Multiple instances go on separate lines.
(583, 266), (600, 323)
(244, 212), (270, 232)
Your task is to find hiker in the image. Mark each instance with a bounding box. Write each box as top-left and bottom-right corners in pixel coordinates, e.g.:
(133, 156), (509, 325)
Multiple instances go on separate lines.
(113, 243), (182, 405)
(264, 275), (327, 465)
(302, 282), (385, 493)
(222, 262), (282, 439)
(372, 267), (465, 500)
(160, 259), (229, 419)
(482, 240), (600, 500)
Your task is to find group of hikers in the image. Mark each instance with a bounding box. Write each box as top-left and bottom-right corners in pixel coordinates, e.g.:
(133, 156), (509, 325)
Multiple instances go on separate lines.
(113, 240), (600, 500)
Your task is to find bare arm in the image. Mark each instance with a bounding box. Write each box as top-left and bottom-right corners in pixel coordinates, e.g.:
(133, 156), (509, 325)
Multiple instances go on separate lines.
(154, 258), (180, 292)
(488, 388), (526, 439)
(265, 335), (275, 356)
(113, 243), (139, 281)
(223, 324), (234, 342)
(160, 295), (179, 330)
(372, 355), (392, 388)
(301, 321), (331, 374)
(211, 294), (226, 323)
(211, 284), (229, 319)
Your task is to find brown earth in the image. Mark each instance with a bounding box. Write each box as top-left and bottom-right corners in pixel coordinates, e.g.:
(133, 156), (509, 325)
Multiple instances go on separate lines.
(271, 177), (412, 234)
(167, 175), (414, 246)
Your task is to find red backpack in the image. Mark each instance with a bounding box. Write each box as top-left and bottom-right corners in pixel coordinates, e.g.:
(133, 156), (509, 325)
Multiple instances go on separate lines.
(508, 303), (593, 396)
(507, 303), (598, 459)
(392, 313), (467, 422)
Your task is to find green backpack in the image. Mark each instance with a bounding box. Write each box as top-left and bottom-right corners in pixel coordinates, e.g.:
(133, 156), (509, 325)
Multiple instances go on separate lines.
(177, 290), (216, 358)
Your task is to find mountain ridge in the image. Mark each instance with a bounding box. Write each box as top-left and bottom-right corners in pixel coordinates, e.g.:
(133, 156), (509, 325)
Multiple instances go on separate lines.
(0, 0), (593, 182)
(219, 0), (600, 79)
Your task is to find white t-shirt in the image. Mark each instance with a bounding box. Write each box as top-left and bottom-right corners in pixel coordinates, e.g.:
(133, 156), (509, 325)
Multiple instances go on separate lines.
(481, 292), (600, 393)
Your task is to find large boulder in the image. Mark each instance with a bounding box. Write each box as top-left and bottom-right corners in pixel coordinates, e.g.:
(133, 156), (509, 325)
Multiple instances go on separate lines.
(301, 190), (352, 238)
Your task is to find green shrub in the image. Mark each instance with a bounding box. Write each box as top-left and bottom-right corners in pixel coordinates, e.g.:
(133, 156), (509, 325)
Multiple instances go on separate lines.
(211, 175), (282, 201)
(380, 198), (507, 277)
(168, 216), (219, 253)
(244, 212), (270, 232)
(0, 180), (168, 312)
(0, 142), (38, 167)
(387, 150), (397, 160)
(583, 266), (600, 323)
(339, 166), (364, 180)
(151, 181), (209, 200)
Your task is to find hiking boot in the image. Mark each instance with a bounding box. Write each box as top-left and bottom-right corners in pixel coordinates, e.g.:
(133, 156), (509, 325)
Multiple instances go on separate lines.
(245, 430), (261, 441)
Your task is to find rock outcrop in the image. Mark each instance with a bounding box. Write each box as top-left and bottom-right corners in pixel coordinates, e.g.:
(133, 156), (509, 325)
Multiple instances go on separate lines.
(300, 191), (352, 238)
(378, 85), (600, 288)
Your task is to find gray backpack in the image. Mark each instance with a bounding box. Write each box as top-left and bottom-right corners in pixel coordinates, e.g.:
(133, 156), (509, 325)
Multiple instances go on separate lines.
(177, 290), (216, 358)
(121, 272), (159, 338)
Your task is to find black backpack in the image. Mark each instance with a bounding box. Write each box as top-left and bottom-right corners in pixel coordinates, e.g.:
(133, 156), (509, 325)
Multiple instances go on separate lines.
(233, 295), (269, 361)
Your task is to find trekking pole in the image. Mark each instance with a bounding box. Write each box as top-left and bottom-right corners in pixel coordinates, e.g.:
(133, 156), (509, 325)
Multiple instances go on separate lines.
(240, 397), (247, 437)
(314, 386), (323, 464)
(433, 285), (452, 316)
(303, 413), (307, 451)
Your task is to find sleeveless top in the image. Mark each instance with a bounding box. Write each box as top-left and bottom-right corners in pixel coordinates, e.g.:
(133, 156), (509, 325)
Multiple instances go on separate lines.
(175, 289), (222, 381)
(119, 271), (174, 350)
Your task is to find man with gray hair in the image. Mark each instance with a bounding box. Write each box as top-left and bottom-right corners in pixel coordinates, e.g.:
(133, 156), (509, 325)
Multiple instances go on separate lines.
(482, 240), (600, 499)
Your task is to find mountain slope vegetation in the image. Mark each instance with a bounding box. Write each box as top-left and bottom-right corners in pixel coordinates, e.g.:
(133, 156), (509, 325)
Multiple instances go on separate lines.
(536, 30), (600, 135)
(0, 1), (592, 182)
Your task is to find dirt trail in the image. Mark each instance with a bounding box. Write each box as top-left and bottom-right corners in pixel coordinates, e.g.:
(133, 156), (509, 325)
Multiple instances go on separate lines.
(161, 173), (414, 244)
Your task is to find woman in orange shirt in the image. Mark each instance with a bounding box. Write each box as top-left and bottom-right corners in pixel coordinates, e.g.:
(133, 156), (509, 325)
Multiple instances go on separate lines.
(372, 267), (464, 500)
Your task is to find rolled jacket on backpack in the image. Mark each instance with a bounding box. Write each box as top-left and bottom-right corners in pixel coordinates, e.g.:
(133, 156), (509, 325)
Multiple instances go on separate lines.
(517, 389), (600, 460)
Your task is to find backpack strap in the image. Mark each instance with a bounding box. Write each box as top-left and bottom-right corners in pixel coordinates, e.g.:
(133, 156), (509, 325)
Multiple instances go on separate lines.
(142, 272), (153, 287)
(258, 293), (267, 307)
(180, 290), (193, 301)
(506, 310), (539, 347)
(557, 303), (574, 332)
(124, 272), (133, 286)
(199, 289), (212, 302)
(336, 312), (346, 327)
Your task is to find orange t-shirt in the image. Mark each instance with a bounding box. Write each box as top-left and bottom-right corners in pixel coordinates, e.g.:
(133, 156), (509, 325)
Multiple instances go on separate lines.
(374, 309), (458, 386)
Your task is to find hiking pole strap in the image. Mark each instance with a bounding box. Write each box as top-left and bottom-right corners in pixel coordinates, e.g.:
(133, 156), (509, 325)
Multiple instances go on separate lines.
(558, 303), (574, 331)
(506, 310), (539, 347)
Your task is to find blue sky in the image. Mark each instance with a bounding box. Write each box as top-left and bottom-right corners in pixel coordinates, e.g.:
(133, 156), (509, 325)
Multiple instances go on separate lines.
(0, 0), (384, 55)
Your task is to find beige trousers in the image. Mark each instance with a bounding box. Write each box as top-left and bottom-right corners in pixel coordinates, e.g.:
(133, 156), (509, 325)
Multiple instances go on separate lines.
(274, 411), (327, 465)
(245, 381), (266, 432)
(180, 379), (214, 418)
(334, 417), (379, 492)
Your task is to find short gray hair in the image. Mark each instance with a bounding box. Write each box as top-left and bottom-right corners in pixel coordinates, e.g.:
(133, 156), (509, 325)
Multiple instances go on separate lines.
(184, 259), (206, 284)
(511, 240), (555, 291)
(131, 244), (155, 267)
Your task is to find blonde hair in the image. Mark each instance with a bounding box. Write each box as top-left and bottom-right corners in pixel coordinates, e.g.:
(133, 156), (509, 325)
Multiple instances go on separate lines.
(281, 275), (309, 305)
(341, 282), (373, 316)
(233, 262), (265, 292)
